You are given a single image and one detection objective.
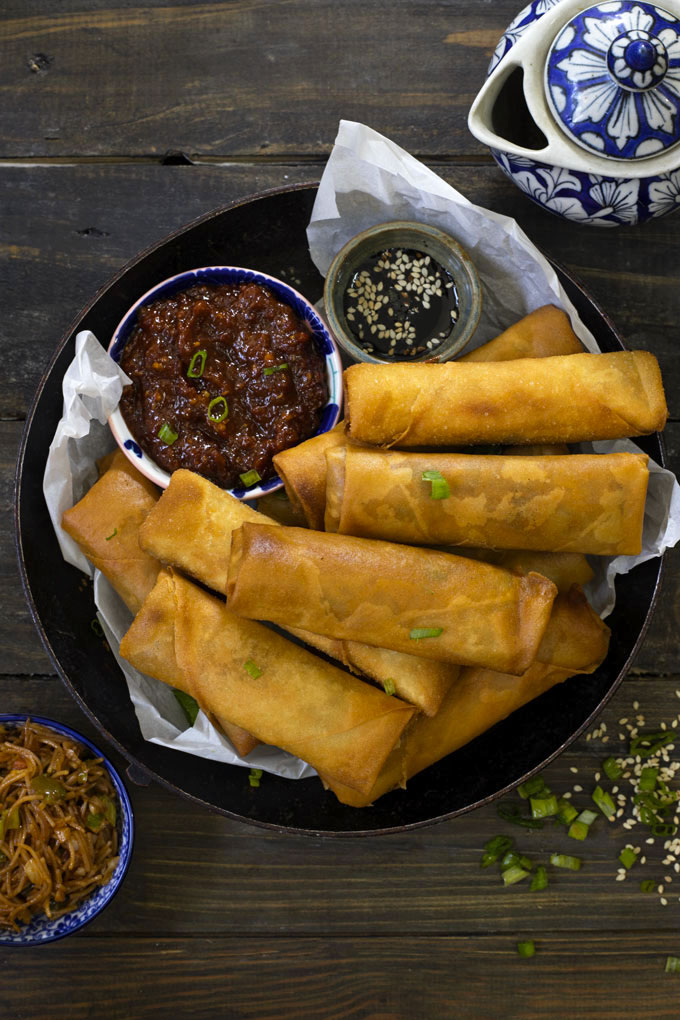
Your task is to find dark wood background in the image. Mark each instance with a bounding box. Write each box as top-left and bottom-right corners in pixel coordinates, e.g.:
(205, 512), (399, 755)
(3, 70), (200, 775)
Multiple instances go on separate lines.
(2, 3), (680, 1017)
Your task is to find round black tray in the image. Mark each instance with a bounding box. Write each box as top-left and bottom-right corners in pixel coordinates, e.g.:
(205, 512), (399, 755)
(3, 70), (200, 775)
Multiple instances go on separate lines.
(15, 183), (664, 836)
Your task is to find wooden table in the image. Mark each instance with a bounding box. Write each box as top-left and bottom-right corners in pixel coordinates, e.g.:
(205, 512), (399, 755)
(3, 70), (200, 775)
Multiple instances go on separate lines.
(2, 3), (680, 1017)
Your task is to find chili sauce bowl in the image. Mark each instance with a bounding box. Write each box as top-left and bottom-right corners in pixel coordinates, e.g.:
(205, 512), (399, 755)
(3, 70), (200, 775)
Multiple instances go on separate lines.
(107, 266), (343, 500)
(323, 221), (482, 365)
(0, 715), (134, 947)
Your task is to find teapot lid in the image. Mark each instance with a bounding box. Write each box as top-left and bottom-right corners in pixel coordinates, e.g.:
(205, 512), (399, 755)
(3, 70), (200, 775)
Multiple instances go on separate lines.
(546, 1), (680, 160)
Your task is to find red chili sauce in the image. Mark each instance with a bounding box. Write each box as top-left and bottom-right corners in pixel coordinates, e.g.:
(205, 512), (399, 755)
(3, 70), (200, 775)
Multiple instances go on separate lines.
(119, 282), (328, 489)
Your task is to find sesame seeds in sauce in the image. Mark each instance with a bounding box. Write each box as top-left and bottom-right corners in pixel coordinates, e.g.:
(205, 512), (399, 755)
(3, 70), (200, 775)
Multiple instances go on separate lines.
(343, 248), (459, 358)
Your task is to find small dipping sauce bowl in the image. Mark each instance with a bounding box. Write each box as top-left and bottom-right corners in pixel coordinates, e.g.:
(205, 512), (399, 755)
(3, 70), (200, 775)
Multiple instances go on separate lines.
(323, 221), (482, 364)
(108, 266), (343, 500)
(0, 715), (134, 947)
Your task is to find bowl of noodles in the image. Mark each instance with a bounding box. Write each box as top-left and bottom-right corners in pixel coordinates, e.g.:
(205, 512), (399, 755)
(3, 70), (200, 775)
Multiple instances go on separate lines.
(0, 715), (134, 946)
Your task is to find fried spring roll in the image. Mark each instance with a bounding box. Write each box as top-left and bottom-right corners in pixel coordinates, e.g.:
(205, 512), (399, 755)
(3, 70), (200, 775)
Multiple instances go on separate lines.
(61, 451), (161, 614)
(273, 423), (347, 530)
(325, 446), (649, 555)
(120, 570), (416, 795)
(345, 351), (667, 447)
(459, 549), (593, 591)
(227, 524), (557, 674)
(459, 305), (584, 362)
(140, 470), (457, 715)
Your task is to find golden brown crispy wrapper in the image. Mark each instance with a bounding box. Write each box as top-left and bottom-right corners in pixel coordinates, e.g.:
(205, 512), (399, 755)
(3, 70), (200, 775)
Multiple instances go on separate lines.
(459, 549), (593, 592)
(120, 570), (416, 795)
(345, 351), (667, 448)
(227, 523), (557, 674)
(140, 470), (457, 715)
(459, 305), (584, 362)
(272, 423), (347, 530)
(325, 446), (649, 556)
(325, 587), (609, 806)
(61, 450), (161, 614)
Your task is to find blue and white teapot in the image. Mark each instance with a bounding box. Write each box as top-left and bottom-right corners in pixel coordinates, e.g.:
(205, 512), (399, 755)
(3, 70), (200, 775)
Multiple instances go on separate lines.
(468, 0), (680, 225)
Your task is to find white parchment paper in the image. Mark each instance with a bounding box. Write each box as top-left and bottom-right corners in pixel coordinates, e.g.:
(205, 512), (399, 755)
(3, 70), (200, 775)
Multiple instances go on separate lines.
(43, 122), (680, 777)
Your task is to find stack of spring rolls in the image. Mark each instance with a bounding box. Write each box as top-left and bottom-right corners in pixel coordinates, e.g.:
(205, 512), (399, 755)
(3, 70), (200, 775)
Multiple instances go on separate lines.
(62, 305), (668, 806)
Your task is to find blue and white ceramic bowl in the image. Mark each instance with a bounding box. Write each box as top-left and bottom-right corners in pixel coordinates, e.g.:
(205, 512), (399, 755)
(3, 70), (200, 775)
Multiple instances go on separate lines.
(108, 266), (343, 500)
(468, 0), (680, 226)
(0, 715), (134, 947)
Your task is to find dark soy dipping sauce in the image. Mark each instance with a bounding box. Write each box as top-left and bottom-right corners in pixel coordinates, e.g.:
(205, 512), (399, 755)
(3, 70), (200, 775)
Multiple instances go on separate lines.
(119, 282), (327, 489)
(343, 248), (459, 359)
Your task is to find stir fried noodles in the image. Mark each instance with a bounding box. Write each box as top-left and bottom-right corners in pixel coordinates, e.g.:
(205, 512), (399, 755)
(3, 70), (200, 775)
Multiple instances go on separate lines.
(0, 720), (119, 931)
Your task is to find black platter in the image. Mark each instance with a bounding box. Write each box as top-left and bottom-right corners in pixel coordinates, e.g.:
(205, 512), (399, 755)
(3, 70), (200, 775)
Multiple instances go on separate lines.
(15, 184), (664, 836)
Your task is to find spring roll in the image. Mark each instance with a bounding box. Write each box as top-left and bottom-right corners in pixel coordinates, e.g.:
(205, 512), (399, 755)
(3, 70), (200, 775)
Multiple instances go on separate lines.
(272, 423), (347, 530)
(459, 304), (584, 362)
(61, 450), (161, 614)
(140, 469), (457, 715)
(345, 350), (667, 447)
(120, 570), (416, 795)
(325, 446), (649, 555)
(459, 549), (593, 591)
(227, 523), (557, 674)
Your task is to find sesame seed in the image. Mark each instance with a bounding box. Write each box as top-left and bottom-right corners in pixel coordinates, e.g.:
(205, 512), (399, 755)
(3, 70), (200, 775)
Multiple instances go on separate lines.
(661, 897), (668, 905)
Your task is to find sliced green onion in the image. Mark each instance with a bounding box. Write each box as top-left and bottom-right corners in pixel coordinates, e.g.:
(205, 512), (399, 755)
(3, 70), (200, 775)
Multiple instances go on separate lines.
(244, 659), (263, 680)
(630, 731), (675, 758)
(3, 805), (20, 831)
(263, 363), (288, 376)
(530, 866), (548, 892)
(248, 768), (263, 789)
(187, 349), (207, 378)
(158, 422), (178, 445)
(568, 820), (590, 842)
(105, 528), (118, 541)
(86, 812), (104, 832)
(502, 865), (530, 886)
(383, 678), (396, 696)
(102, 796), (117, 827)
(602, 756), (623, 780)
(619, 847), (638, 869)
(517, 940), (536, 958)
(638, 766), (659, 792)
(421, 469), (450, 500)
(496, 802), (544, 829)
(556, 798), (578, 826)
(207, 396), (228, 424)
(409, 627), (443, 641)
(30, 775), (67, 803)
(592, 785), (616, 820)
(530, 794), (559, 819)
(481, 835), (513, 868)
(500, 850), (524, 872)
(640, 879), (656, 893)
(550, 853), (582, 871)
(576, 809), (598, 827)
(518, 777), (546, 800)
(173, 688), (199, 726)
(666, 956), (680, 974)
(239, 469), (261, 487)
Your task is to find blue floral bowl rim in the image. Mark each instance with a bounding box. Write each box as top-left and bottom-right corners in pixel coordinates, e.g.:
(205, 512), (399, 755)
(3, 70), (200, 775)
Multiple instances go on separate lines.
(0, 713), (135, 947)
(107, 265), (343, 500)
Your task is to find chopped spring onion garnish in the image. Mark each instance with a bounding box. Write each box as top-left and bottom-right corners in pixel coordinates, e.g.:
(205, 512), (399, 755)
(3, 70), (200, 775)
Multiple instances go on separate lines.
(517, 940), (536, 958)
(409, 627), (443, 640)
(602, 756), (623, 780)
(86, 812), (104, 832)
(263, 363), (288, 376)
(630, 731), (676, 758)
(90, 619), (104, 638)
(383, 678), (396, 696)
(638, 766), (659, 792)
(568, 820), (590, 842)
(550, 853), (582, 871)
(592, 785), (616, 820)
(530, 866), (548, 892)
(249, 768), (263, 789)
(666, 957), (680, 974)
(244, 659), (263, 680)
(530, 794), (559, 819)
(556, 798), (578, 826)
(518, 777), (546, 800)
(502, 865), (530, 886)
(105, 528), (118, 541)
(187, 348), (207, 378)
(640, 879), (656, 893)
(174, 688), (199, 726)
(577, 809), (598, 827)
(239, 469), (261, 487)
(207, 396), (229, 423)
(421, 469), (450, 500)
(619, 847), (638, 869)
(500, 850), (533, 873)
(496, 802), (544, 829)
(158, 422), (179, 445)
(481, 835), (514, 868)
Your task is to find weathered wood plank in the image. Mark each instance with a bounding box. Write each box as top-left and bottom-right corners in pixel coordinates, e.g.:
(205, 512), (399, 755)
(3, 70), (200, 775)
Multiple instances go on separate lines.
(3, 164), (680, 421)
(1, 931), (679, 1020)
(0, 0), (516, 159)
